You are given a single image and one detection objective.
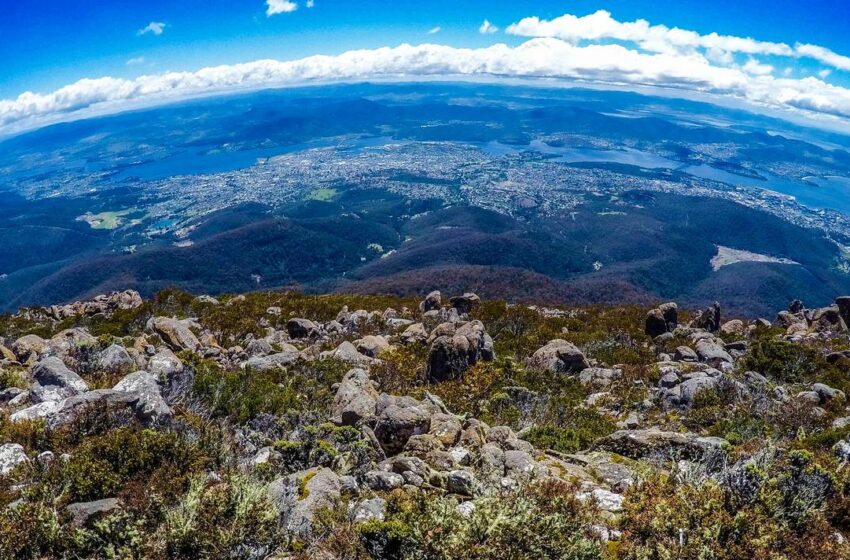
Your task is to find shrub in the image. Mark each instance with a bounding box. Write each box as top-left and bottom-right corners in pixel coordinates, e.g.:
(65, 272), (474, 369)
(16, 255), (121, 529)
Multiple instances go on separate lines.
(743, 338), (827, 383)
(162, 474), (282, 559)
(524, 409), (616, 454)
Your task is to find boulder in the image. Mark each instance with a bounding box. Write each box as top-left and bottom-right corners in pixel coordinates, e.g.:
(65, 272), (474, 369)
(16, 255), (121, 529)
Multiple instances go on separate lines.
(286, 318), (320, 339)
(373, 397), (432, 455)
(243, 350), (301, 371)
(10, 401), (60, 422)
(837, 296), (850, 329)
(673, 346), (698, 362)
(720, 320), (745, 335)
(447, 470), (480, 496)
(578, 367), (622, 389)
(51, 390), (139, 427)
(269, 467), (341, 537)
(426, 320), (493, 383)
(114, 371), (172, 423)
(49, 328), (97, 355)
(354, 335), (390, 358)
(32, 357), (88, 394)
(0, 443), (28, 475)
(695, 339), (733, 366)
(419, 291), (442, 313)
(645, 309), (668, 338)
(659, 302), (678, 330)
(679, 376), (721, 405)
(351, 497), (387, 523)
(66, 498), (122, 528)
(527, 339), (589, 374)
(692, 302), (721, 332)
(147, 317), (201, 352)
(449, 293), (481, 315)
(400, 323), (428, 344)
(320, 341), (372, 366)
(147, 348), (184, 376)
(11, 334), (46, 363)
(98, 344), (135, 373)
(333, 369), (379, 426)
(363, 470), (405, 491)
(594, 428), (728, 463)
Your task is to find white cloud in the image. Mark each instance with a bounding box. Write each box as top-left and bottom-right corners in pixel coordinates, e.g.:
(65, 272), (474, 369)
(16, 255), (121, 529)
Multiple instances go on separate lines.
(506, 10), (792, 58)
(796, 43), (850, 72)
(505, 10), (850, 77)
(306, 0), (314, 6)
(137, 22), (166, 36)
(479, 20), (498, 34)
(819, 69), (833, 79)
(428, 26), (441, 35)
(742, 58), (774, 76)
(266, 0), (298, 16)
(6, 15), (850, 135)
(126, 57), (146, 66)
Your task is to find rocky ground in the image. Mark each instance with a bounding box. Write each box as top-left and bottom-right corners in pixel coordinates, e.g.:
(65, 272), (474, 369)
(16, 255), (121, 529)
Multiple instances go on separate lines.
(1, 288), (850, 559)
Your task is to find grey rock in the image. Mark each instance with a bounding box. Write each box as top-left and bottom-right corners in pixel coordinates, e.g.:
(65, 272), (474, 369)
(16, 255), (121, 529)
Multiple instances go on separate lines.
(426, 320), (493, 383)
(374, 398), (432, 455)
(66, 498), (121, 527)
(595, 428), (728, 463)
(527, 339), (589, 373)
(114, 370), (172, 423)
(10, 401), (60, 422)
(354, 335), (390, 358)
(268, 467), (341, 538)
(449, 293), (481, 315)
(447, 470), (479, 496)
(333, 368), (379, 426)
(679, 376), (720, 405)
(363, 470), (405, 491)
(578, 367), (622, 389)
(673, 346), (698, 362)
(32, 357), (88, 394)
(645, 308), (668, 338)
(11, 334), (46, 362)
(419, 291), (442, 313)
(147, 317), (201, 351)
(692, 302), (721, 332)
(243, 350), (301, 371)
(98, 344), (135, 373)
(400, 323), (428, 344)
(286, 318), (320, 339)
(321, 341), (372, 366)
(695, 339), (733, 366)
(0, 443), (28, 475)
(813, 383), (845, 403)
(351, 497), (387, 523)
(147, 348), (184, 376)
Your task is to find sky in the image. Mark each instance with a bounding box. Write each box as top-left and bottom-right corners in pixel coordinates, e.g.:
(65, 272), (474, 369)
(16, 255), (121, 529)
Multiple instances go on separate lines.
(3, 0), (850, 134)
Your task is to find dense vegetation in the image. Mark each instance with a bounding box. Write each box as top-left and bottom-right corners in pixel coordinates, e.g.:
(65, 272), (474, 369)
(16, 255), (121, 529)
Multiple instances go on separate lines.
(1, 288), (849, 558)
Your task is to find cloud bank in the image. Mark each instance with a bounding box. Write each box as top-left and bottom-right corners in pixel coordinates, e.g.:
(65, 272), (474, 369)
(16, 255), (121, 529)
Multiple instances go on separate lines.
(4, 10), (850, 135)
(506, 10), (850, 74)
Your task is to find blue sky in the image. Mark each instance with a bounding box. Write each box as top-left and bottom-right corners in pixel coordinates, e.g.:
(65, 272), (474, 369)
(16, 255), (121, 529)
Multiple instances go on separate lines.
(4, 0), (850, 97)
(3, 1), (850, 133)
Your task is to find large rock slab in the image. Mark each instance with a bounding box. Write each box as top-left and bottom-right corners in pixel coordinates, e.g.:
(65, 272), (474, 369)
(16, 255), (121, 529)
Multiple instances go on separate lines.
(147, 317), (201, 352)
(527, 339), (589, 374)
(594, 428), (728, 463)
(333, 368), (379, 426)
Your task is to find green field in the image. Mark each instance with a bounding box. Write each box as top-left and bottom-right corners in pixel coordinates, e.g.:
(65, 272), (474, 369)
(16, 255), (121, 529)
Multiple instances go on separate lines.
(306, 188), (338, 201)
(79, 208), (136, 230)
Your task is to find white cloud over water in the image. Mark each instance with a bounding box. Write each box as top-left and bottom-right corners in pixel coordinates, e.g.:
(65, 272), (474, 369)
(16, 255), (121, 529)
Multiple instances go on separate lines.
(4, 10), (850, 134)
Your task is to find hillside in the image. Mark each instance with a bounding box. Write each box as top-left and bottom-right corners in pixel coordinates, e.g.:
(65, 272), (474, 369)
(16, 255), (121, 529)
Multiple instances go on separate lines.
(1, 288), (850, 558)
